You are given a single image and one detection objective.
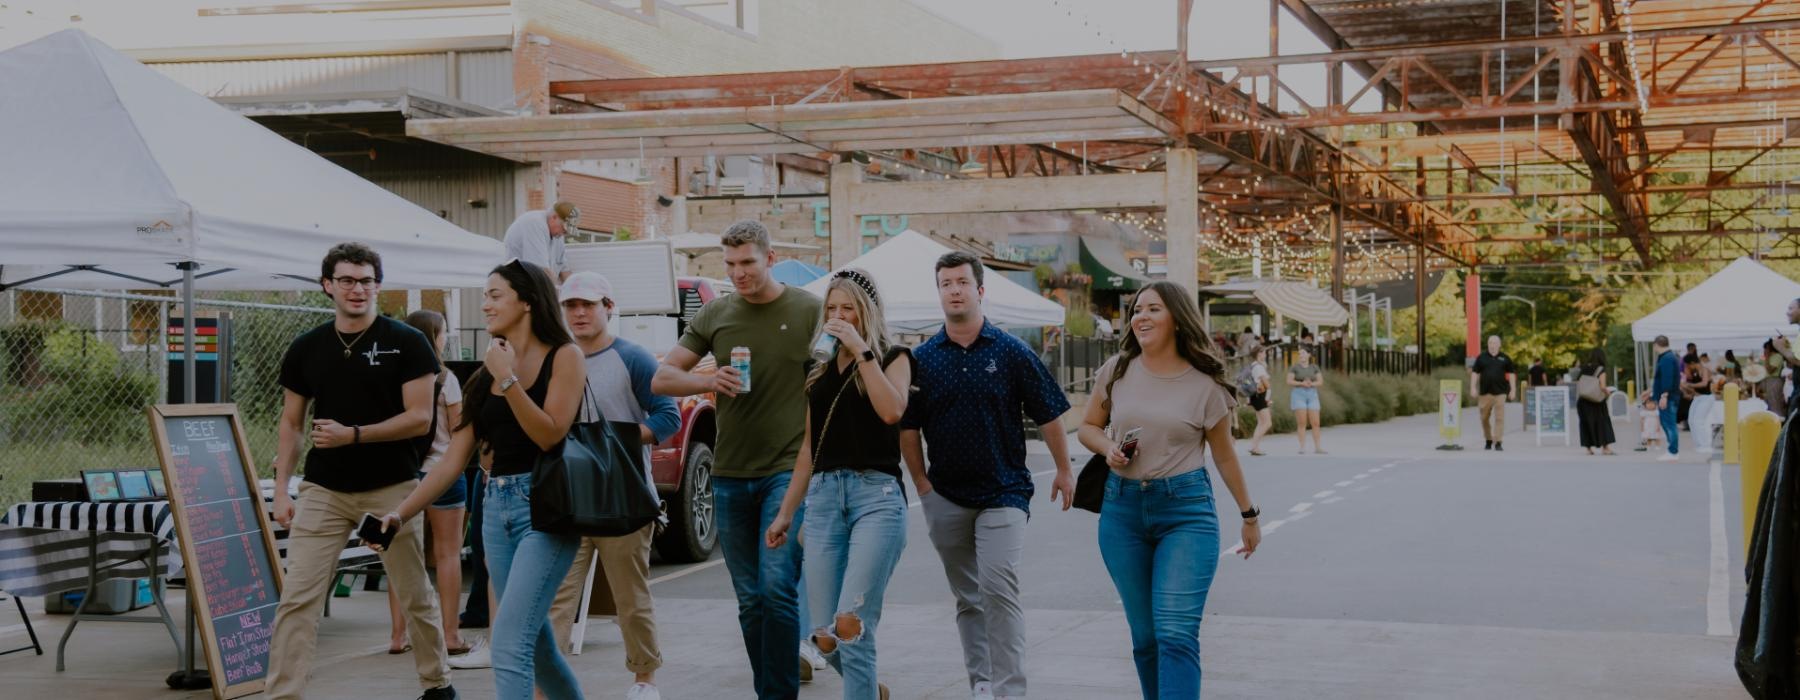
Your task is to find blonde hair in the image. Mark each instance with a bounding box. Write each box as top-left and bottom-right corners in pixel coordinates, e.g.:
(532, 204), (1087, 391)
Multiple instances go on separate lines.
(806, 270), (891, 395)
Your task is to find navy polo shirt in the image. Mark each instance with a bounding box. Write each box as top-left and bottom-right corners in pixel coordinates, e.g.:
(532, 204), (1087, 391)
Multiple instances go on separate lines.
(901, 320), (1070, 513)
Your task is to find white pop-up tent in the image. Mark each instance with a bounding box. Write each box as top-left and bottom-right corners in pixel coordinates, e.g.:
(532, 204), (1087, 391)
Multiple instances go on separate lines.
(1628, 256), (1800, 396)
(1630, 257), (1800, 350)
(803, 230), (1065, 331)
(0, 29), (502, 292)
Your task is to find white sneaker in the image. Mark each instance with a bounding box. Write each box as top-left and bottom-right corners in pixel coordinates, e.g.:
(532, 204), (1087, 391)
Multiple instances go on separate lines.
(625, 683), (661, 700)
(1656, 453), (1680, 463)
(972, 681), (995, 700)
(799, 641), (828, 670)
(447, 637), (490, 669)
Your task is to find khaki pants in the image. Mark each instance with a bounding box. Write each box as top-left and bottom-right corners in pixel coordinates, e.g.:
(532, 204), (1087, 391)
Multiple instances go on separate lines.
(1478, 393), (1508, 441)
(548, 524), (662, 674)
(267, 480), (449, 699)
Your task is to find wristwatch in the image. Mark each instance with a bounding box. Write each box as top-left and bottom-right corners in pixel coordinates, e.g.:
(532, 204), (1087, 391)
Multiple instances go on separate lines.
(860, 349), (877, 363)
(497, 374), (520, 393)
(1241, 506), (1261, 520)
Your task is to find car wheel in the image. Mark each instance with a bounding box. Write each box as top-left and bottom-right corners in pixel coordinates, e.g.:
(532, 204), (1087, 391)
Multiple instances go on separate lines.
(655, 442), (716, 563)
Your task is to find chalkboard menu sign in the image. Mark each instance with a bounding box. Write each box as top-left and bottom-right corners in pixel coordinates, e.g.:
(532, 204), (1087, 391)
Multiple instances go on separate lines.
(1534, 386), (1572, 446)
(148, 404), (283, 700)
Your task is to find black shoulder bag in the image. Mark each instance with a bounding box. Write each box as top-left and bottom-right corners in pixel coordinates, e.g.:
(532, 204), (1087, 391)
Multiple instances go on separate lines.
(531, 380), (662, 537)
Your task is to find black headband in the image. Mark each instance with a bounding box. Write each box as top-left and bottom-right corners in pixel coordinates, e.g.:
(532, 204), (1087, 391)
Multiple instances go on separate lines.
(834, 269), (880, 304)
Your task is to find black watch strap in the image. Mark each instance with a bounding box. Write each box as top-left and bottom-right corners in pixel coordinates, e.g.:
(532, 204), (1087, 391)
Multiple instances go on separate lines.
(860, 349), (877, 363)
(1241, 506), (1260, 519)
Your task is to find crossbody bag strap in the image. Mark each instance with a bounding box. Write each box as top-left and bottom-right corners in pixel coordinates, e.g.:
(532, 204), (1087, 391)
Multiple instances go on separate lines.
(811, 370), (856, 467)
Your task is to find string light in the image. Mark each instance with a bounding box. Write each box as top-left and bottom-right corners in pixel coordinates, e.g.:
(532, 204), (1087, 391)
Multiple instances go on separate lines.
(1619, 0), (1651, 114)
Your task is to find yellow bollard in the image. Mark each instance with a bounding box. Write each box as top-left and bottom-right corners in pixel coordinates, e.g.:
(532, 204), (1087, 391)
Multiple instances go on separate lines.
(1724, 384), (1741, 465)
(1741, 412), (1781, 555)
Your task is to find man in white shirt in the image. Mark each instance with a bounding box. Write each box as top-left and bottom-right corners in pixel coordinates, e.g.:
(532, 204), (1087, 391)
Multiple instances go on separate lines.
(503, 201), (579, 281)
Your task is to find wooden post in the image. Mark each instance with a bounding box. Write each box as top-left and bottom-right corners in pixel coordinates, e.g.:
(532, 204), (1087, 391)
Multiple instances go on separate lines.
(828, 160), (861, 269)
(1165, 148), (1200, 294)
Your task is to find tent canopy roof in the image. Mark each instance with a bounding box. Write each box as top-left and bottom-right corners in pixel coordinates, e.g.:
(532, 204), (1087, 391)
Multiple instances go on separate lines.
(1631, 257), (1800, 350)
(0, 29), (501, 291)
(1201, 279), (1349, 327)
(802, 230), (1064, 332)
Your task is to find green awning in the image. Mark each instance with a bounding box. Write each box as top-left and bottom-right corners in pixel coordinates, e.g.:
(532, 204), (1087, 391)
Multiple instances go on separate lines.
(1079, 236), (1150, 291)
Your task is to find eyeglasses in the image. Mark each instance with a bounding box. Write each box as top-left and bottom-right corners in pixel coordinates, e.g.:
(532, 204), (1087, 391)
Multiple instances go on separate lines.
(331, 276), (379, 290)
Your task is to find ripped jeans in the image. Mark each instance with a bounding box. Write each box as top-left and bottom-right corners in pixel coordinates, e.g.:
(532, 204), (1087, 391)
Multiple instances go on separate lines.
(802, 469), (908, 700)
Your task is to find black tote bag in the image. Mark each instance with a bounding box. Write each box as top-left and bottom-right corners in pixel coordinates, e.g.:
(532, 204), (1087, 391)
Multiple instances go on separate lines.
(531, 382), (662, 537)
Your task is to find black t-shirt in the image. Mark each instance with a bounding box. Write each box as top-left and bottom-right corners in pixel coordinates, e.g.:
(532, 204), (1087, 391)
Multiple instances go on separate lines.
(808, 347), (910, 481)
(1528, 364), (1548, 387)
(278, 316), (437, 492)
(1472, 351), (1516, 396)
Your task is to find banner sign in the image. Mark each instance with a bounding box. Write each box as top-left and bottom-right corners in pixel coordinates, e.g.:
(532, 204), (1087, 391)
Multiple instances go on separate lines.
(1439, 379), (1463, 443)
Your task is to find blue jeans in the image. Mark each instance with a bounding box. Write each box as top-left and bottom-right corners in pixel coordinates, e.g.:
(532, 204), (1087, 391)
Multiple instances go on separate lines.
(715, 471), (806, 699)
(483, 473), (583, 700)
(803, 470), (908, 700)
(1098, 470), (1220, 700)
(1290, 387), (1320, 411)
(1660, 399), (1680, 455)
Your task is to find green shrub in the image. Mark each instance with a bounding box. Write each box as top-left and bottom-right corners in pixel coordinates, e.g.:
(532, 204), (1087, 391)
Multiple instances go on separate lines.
(0, 323), (157, 445)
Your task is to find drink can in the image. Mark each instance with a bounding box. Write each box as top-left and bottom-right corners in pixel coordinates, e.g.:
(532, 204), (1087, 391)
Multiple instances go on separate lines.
(730, 346), (751, 393)
(810, 333), (839, 365)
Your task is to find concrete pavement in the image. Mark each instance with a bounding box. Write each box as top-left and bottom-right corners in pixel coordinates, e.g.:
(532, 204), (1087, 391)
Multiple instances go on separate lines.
(0, 404), (1749, 698)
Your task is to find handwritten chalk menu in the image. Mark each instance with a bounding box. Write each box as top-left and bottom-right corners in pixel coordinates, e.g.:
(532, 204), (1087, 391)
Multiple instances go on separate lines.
(1534, 386), (1572, 447)
(148, 404), (284, 700)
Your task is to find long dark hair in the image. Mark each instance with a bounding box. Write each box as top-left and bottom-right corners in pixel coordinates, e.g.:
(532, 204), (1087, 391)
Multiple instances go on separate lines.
(456, 260), (572, 437)
(404, 309), (446, 371)
(1101, 280), (1233, 415)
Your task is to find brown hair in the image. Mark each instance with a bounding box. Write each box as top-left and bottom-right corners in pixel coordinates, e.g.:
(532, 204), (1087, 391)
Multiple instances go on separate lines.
(934, 251), (984, 289)
(1101, 280), (1233, 416)
(320, 242), (382, 284)
(404, 310), (446, 370)
(721, 219), (771, 255)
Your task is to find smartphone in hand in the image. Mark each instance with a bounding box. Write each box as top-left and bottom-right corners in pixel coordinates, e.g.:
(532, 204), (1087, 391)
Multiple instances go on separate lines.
(357, 513), (396, 548)
(1120, 427), (1143, 459)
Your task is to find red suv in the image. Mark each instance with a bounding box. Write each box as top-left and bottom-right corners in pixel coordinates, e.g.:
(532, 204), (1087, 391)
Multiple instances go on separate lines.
(645, 277), (729, 563)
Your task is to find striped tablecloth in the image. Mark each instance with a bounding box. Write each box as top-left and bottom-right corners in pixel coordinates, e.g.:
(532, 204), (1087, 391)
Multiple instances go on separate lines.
(0, 501), (179, 598)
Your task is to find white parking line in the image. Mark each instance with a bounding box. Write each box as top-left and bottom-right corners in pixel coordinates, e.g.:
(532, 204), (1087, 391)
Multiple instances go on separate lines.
(1707, 461), (1732, 637)
(1335, 480), (1353, 487)
(1289, 502), (1313, 514)
(1313, 490), (1336, 499)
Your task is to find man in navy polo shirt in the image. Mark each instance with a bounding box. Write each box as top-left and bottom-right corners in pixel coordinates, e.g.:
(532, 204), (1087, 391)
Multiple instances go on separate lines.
(900, 251), (1074, 700)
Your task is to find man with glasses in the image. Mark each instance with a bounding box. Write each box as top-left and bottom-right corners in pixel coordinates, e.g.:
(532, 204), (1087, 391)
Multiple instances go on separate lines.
(504, 201), (579, 282)
(267, 243), (457, 699)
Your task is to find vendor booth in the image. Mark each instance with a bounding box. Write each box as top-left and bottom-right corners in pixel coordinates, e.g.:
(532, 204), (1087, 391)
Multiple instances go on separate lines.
(802, 230), (1065, 331)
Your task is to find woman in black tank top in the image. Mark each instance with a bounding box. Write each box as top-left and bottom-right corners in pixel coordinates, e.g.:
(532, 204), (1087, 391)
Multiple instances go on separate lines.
(381, 260), (588, 700)
(764, 269), (912, 699)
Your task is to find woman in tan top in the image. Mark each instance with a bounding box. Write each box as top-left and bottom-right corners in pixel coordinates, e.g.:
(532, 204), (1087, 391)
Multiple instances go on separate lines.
(1076, 280), (1260, 699)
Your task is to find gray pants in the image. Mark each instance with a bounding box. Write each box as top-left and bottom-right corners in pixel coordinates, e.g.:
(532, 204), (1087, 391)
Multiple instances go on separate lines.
(921, 490), (1029, 698)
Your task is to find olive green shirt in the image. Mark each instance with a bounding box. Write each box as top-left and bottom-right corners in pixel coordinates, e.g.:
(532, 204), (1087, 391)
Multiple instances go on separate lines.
(676, 285), (821, 478)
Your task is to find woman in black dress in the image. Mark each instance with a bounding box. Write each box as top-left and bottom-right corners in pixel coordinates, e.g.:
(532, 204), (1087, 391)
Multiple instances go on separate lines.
(1576, 348), (1617, 455)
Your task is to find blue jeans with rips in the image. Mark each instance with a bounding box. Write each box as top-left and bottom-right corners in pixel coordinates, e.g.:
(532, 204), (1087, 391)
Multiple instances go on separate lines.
(1098, 469), (1221, 700)
(715, 471), (806, 699)
(483, 472), (583, 700)
(803, 470), (908, 700)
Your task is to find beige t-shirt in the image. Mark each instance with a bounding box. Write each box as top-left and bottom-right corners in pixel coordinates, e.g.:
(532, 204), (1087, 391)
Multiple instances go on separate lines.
(1093, 355), (1238, 481)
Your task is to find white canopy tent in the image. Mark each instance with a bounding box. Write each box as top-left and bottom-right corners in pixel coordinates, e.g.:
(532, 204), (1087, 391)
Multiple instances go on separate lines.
(802, 230), (1065, 331)
(0, 30), (501, 293)
(1630, 257), (1800, 350)
(1628, 257), (1800, 398)
(0, 30), (504, 399)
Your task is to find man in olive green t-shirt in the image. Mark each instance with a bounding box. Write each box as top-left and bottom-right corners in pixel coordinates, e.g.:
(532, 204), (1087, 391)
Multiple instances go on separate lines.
(653, 220), (820, 699)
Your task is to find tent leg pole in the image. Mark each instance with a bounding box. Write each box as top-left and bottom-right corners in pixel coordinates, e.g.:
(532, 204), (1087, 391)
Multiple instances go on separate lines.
(180, 262), (196, 405)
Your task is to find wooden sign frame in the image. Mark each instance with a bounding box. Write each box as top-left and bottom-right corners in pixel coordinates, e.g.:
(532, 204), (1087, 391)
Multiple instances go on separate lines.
(148, 403), (285, 700)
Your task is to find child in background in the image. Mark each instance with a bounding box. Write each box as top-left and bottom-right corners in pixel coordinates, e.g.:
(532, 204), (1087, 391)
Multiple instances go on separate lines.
(1639, 395), (1664, 452)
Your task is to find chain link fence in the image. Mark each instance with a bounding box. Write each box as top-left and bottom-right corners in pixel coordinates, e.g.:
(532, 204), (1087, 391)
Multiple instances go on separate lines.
(0, 289), (333, 504)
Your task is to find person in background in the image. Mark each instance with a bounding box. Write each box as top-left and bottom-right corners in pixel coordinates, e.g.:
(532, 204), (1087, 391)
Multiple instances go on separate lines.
(1575, 348), (1617, 457)
(385, 311), (472, 657)
(1772, 298), (1800, 417)
(504, 201), (579, 282)
(1761, 340), (1788, 416)
(549, 272), (679, 700)
(1639, 395), (1665, 452)
(1722, 350), (1743, 381)
(266, 243), (455, 700)
(653, 220), (821, 699)
(766, 269), (912, 700)
(1077, 280), (1261, 700)
(1236, 326), (1258, 358)
(1246, 345), (1273, 457)
(1527, 359), (1548, 389)
(1288, 347), (1324, 455)
(901, 251), (1074, 700)
(1470, 335), (1516, 451)
(1651, 335), (1683, 462)
(377, 260), (589, 700)
(1679, 353), (1711, 430)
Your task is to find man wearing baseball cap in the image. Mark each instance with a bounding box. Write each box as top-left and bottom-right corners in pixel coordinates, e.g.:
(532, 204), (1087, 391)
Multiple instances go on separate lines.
(550, 271), (678, 700)
(503, 201), (579, 282)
